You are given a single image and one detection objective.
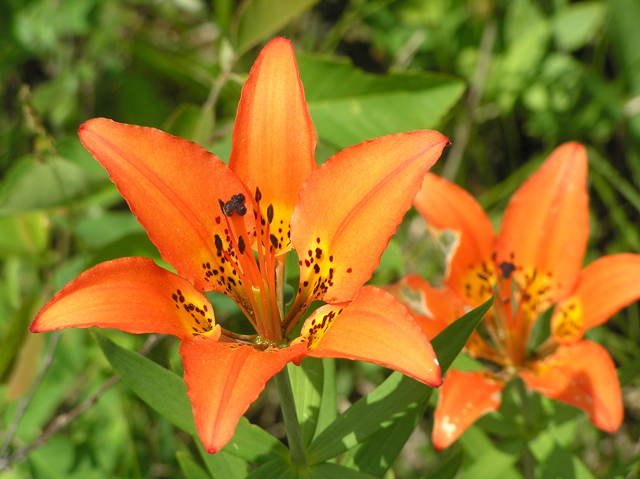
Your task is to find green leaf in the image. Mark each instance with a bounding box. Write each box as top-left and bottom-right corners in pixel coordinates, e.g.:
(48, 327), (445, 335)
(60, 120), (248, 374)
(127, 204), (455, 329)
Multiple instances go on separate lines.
(198, 442), (250, 479)
(245, 458), (297, 479)
(302, 463), (379, 479)
(94, 331), (289, 463)
(306, 298), (492, 463)
(0, 298), (37, 381)
(0, 212), (49, 257)
(457, 426), (523, 479)
(94, 331), (197, 435)
(297, 54), (465, 149)
(0, 155), (107, 215)
(341, 400), (427, 477)
(287, 357), (326, 446)
(177, 451), (213, 479)
(422, 449), (465, 479)
(233, 0), (320, 55)
(313, 358), (337, 442)
(553, 2), (606, 51)
(163, 103), (215, 146)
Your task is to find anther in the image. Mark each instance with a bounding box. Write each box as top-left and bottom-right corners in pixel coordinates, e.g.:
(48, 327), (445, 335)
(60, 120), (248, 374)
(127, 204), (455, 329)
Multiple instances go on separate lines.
(267, 204), (274, 224)
(270, 234), (278, 249)
(238, 236), (246, 255)
(255, 187), (262, 203)
(223, 194), (247, 217)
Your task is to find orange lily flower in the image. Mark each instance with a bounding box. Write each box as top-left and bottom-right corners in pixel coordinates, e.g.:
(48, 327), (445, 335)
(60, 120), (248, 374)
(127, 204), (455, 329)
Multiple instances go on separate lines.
(391, 142), (640, 450)
(30, 38), (448, 453)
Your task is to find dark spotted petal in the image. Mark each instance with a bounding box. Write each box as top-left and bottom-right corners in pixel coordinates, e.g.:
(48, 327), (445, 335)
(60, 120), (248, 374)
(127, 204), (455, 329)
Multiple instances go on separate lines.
(30, 257), (220, 340)
(79, 118), (253, 293)
(298, 286), (441, 387)
(291, 131), (448, 304)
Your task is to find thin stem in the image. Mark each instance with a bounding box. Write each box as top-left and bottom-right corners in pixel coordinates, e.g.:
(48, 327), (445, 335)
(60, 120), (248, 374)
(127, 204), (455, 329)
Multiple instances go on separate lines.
(274, 368), (307, 466)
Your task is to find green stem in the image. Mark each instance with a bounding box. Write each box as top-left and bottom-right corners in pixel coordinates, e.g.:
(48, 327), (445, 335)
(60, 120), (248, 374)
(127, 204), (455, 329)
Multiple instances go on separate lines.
(274, 368), (308, 466)
(516, 379), (536, 479)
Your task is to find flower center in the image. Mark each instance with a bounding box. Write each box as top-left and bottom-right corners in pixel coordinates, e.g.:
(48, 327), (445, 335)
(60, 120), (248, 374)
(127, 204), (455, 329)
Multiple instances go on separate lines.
(463, 253), (560, 367)
(210, 189), (285, 343)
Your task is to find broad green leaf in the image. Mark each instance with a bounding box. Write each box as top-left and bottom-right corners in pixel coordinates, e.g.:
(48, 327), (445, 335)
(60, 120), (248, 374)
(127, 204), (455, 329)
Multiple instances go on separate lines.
(0, 155), (107, 215)
(75, 212), (144, 249)
(553, 2), (606, 51)
(0, 212), (49, 257)
(287, 357), (326, 446)
(297, 54), (464, 149)
(94, 332), (288, 463)
(233, 0), (320, 55)
(177, 451), (213, 479)
(198, 442), (250, 479)
(306, 299), (492, 463)
(422, 449), (465, 479)
(341, 400), (427, 477)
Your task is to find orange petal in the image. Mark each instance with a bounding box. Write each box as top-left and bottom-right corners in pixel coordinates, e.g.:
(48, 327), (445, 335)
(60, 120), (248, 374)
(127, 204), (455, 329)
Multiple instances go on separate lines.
(79, 118), (252, 293)
(520, 340), (623, 432)
(229, 37), (316, 254)
(495, 143), (589, 306)
(387, 274), (465, 340)
(414, 173), (496, 304)
(180, 338), (307, 452)
(299, 286), (441, 387)
(30, 258), (221, 340)
(291, 131), (449, 304)
(552, 254), (640, 343)
(432, 370), (503, 450)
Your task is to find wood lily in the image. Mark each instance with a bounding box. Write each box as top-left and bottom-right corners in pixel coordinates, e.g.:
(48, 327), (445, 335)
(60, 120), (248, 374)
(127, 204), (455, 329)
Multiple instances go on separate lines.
(391, 142), (640, 449)
(30, 38), (447, 453)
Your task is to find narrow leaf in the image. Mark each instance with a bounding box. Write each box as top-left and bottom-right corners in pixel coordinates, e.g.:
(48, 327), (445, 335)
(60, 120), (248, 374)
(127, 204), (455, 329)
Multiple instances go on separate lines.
(288, 357), (325, 446)
(341, 400), (428, 477)
(306, 299), (492, 463)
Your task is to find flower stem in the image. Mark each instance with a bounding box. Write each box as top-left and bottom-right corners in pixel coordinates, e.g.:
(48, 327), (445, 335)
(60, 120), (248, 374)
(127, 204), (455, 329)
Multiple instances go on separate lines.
(274, 368), (307, 466)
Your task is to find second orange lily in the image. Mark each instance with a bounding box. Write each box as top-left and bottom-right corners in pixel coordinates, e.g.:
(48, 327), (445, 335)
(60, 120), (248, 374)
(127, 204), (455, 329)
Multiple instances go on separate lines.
(30, 38), (448, 453)
(392, 142), (640, 449)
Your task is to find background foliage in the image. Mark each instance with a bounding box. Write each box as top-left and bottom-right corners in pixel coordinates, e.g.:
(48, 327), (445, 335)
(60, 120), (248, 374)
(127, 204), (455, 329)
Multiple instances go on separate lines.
(1, 0), (639, 477)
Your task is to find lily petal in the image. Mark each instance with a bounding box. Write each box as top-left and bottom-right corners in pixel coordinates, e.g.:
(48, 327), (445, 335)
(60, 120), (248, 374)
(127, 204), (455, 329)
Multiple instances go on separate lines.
(291, 131), (449, 304)
(432, 370), (503, 450)
(495, 143), (589, 306)
(229, 37), (316, 253)
(30, 258), (220, 340)
(552, 253), (640, 343)
(180, 338), (307, 453)
(388, 274), (464, 340)
(413, 173), (496, 304)
(299, 286), (441, 387)
(520, 340), (622, 432)
(79, 118), (252, 293)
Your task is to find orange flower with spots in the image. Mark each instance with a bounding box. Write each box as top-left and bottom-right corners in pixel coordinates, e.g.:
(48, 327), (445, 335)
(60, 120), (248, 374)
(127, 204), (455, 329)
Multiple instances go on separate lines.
(30, 38), (447, 453)
(391, 142), (640, 450)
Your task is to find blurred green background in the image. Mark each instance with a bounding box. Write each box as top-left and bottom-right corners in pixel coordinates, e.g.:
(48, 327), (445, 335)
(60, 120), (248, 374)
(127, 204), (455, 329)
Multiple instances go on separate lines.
(1, 0), (639, 477)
